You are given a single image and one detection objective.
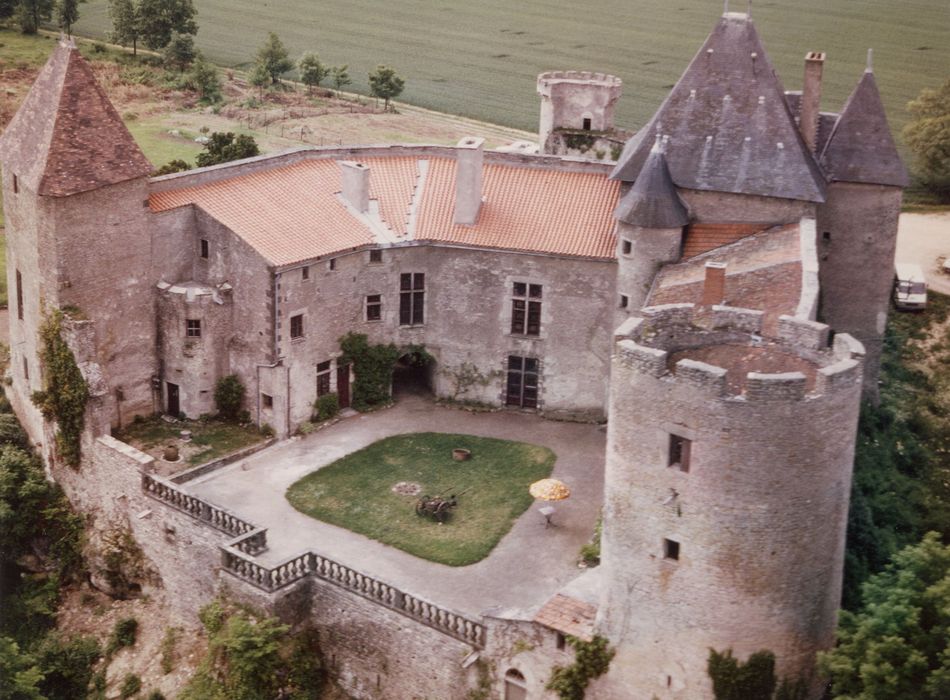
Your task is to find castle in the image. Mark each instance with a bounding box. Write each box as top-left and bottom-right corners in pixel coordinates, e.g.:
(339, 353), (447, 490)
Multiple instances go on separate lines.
(0, 9), (907, 699)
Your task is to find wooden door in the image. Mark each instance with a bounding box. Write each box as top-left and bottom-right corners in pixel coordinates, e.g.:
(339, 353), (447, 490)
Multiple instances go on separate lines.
(336, 365), (350, 408)
(166, 382), (180, 416)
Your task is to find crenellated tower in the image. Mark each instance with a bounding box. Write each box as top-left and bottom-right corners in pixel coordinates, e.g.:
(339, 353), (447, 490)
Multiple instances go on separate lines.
(0, 39), (157, 450)
(598, 304), (865, 698)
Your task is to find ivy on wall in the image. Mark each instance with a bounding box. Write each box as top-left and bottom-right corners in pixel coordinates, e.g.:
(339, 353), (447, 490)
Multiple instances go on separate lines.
(338, 333), (400, 411)
(546, 635), (615, 700)
(31, 309), (90, 468)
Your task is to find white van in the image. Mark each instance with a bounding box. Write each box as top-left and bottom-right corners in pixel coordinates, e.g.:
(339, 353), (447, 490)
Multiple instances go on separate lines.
(893, 263), (928, 311)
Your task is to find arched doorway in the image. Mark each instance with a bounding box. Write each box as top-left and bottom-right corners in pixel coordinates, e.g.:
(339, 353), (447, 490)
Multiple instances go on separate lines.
(504, 669), (527, 700)
(391, 349), (434, 397)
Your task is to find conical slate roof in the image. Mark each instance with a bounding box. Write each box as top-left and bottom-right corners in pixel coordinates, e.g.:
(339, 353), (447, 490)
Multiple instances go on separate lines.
(610, 13), (826, 203)
(614, 138), (689, 228)
(819, 69), (909, 187)
(0, 40), (152, 197)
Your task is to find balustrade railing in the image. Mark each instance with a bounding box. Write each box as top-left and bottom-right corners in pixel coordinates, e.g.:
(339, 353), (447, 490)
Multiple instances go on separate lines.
(142, 473), (257, 538)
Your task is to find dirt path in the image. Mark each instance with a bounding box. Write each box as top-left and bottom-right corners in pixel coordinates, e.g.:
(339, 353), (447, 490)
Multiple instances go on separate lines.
(896, 212), (950, 295)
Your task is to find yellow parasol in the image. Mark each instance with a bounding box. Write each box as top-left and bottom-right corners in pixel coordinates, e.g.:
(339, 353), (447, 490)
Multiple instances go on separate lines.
(529, 478), (571, 501)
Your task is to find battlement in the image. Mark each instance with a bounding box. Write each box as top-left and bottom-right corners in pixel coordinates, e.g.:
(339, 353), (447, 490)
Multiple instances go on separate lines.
(537, 71), (623, 95)
(614, 303), (864, 400)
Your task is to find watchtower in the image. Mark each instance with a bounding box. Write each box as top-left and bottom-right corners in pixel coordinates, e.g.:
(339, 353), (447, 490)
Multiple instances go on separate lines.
(537, 71), (622, 154)
(599, 304), (865, 698)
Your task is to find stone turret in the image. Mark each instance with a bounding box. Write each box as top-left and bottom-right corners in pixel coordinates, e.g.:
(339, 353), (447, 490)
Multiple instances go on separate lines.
(0, 39), (157, 446)
(599, 304), (865, 698)
(537, 70), (623, 156)
(614, 136), (689, 314)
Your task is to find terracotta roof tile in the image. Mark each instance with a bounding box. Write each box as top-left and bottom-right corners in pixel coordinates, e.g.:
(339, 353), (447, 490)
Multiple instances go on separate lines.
(533, 593), (597, 641)
(415, 158), (619, 259)
(361, 156), (418, 237)
(683, 222), (768, 258)
(0, 41), (152, 196)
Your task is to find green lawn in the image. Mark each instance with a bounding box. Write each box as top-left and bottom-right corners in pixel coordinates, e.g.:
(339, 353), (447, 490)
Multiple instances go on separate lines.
(70, 0), (950, 142)
(286, 433), (555, 566)
(115, 415), (267, 466)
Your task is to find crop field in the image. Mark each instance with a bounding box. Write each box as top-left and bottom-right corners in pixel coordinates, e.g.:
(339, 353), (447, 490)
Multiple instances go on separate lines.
(71, 0), (949, 138)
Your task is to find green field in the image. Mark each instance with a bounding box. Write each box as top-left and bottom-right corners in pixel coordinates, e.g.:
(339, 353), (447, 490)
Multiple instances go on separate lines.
(70, 0), (950, 139)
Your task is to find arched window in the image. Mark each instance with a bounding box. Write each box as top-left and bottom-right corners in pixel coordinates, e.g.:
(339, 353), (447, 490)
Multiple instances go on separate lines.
(504, 668), (527, 700)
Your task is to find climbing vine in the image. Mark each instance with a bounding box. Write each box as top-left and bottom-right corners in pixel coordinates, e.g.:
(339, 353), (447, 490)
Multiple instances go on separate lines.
(338, 333), (400, 410)
(546, 635), (615, 700)
(707, 649), (777, 700)
(31, 309), (89, 468)
(439, 361), (501, 402)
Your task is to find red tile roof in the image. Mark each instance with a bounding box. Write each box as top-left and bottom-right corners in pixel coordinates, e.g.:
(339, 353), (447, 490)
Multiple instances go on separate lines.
(0, 41), (152, 196)
(150, 154), (621, 265)
(682, 222), (769, 259)
(533, 593), (597, 641)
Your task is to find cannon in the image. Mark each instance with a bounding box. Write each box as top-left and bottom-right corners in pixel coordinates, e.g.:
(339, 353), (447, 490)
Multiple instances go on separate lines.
(414, 487), (467, 523)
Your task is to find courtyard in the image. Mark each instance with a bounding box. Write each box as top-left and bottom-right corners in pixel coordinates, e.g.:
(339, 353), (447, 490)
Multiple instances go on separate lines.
(185, 395), (606, 617)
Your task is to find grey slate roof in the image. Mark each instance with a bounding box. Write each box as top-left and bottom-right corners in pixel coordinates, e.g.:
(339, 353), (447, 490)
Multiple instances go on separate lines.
(819, 70), (909, 187)
(614, 139), (689, 228)
(610, 13), (826, 203)
(0, 40), (152, 197)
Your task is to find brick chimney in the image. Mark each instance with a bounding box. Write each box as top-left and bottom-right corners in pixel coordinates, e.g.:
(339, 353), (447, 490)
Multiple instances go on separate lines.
(454, 137), (484, 226)
(702, 262), (727, 305)
(339, 161), (369, 213)
(800, 52), (825, 153)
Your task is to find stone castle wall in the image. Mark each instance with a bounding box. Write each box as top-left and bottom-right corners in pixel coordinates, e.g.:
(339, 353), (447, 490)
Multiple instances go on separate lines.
(598, 305), (864, 699)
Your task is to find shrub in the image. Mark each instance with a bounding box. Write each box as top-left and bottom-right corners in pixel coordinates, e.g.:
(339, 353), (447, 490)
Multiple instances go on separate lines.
(313, 393), (339, 422)
(707, 649), (776, 700)
(160, 627), (180, 674)
(546, 635), (615, 700)
(120, 673), (142, 698)
(153, 159), (192, 176)
(338, 333), (399, 410)
(107, 618), (138, 656)
(214, 375), (245, 421)
(35, 633), (102, 700)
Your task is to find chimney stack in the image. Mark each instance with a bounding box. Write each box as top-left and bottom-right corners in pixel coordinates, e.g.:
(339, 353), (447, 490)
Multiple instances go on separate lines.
(339, 161), (369, 213)
(702, 262), (727, 306)
(800, 52), (825, 153)
(454, 137), (484, 226)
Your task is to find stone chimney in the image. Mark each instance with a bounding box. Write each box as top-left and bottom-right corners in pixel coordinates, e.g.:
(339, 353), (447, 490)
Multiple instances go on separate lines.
(339, 161), (369, 213)
(454, 137), (484, 226)
(702, 262), (727, 305)
(800, 52), (825, 153)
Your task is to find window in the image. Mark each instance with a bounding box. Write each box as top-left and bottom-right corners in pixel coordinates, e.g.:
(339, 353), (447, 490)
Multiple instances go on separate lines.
(399, 273), (425, 325)
(506, 356), (539, 408)
(186, 319), (201, 337)
(15, 269), (23, 321)
(329, 258), (336, 271)
(261, 393), (273, 409)
(200, 239), (209, 259)
(302, 266), (310, 281)
(366, 294), (382, 321)
(619, 294), (629, 309)
(664, 538), (680, 561)
(668, 434), (691, 472)
(582, 117), (592, 131)
(511, 283), (542, 336)
(822, 231), (831, 242)
(504, 669), (527, 700)
(622, 239), (632, 255)
(369, 249), (383, 264)
(316, 360), (331, 396)
(290, 314), (304, 339)
(12, 174), (18, 194)
(22, 357), (28, 381)
(556, 633), (566, 650)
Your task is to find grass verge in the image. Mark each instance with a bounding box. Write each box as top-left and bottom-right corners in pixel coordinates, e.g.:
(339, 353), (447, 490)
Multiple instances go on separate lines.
(286, 432), (555, 566)
(115, 415), (266, 466)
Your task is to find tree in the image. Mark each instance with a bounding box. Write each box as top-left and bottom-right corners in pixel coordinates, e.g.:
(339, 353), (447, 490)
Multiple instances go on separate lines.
(255, 32), (293, 85)
(137, 0), (196, 51)
(162, 31), (195, 72)
(903, 79), (950, 199)
(184, 54), (220, 103)
(212, 374), (246, 419)
(56, 0), (82, 35)
(248, 62), (269, 100)
(819, 532), (950, 700)
(368, 64), (404, 111)
(15, 0), (54, 34)
(0, 637), (44, 700)
(707, 649), (777, 700)
(108, 0), (140, 56)
(330, 64), (351, 96)
(297, 52), (327, 94)
(0, 0), (17, 21)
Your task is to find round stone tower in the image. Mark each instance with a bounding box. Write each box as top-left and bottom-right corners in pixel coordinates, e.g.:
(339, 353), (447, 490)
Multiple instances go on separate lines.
(598, 304), (865, 698)
(537, 70), (622, 153)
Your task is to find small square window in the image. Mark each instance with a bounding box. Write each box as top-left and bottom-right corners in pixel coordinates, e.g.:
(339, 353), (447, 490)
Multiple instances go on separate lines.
(200, 239), (209, 259)
(620, 294), (629, 309)
(664, 538), (680, 561)
(582, 117), (592, 131)
(669, 434), (691, 472)
(369, 249), (383, 264)
(513, 282), (526, 297)
(329, 258), (336, 271)
(290, 314), (304, 339)
(261, 393), (273, 409)
(186, 319), (201, 337)
(622, 239), (632, 255)
(302, 266), (310, 281)
(366, 294), (382, 321)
